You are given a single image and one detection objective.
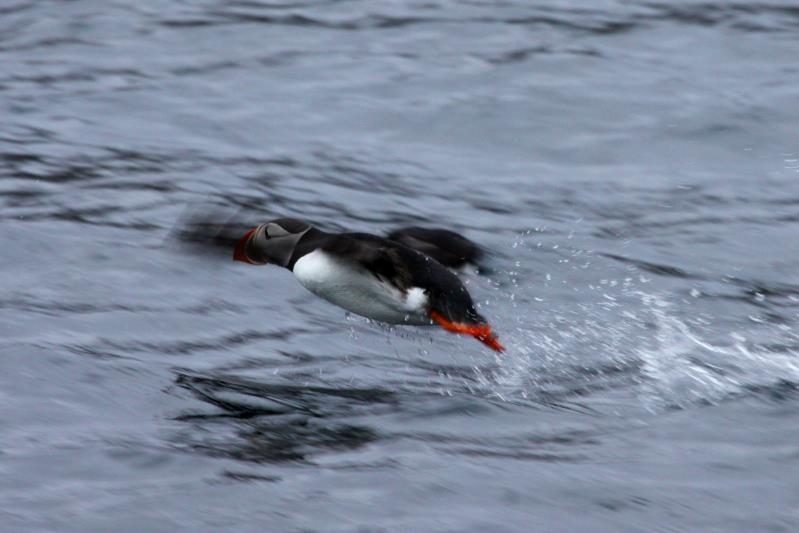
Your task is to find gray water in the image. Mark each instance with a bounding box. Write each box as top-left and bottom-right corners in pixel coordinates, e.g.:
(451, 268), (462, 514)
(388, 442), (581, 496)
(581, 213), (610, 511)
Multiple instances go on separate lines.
(2, 1), (799, 531)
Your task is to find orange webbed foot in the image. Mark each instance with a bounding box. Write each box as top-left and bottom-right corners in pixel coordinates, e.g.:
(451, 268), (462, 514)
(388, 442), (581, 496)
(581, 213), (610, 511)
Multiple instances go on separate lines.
(429, 310), (505, 352)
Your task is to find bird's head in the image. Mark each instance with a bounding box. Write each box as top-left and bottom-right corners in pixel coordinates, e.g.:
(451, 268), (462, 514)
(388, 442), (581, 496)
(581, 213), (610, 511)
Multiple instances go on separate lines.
(233, 218), (312, 267)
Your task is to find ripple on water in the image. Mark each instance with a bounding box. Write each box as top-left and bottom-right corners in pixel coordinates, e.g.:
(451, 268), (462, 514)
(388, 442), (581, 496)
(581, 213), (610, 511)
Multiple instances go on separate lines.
(2, 0), (799, 530)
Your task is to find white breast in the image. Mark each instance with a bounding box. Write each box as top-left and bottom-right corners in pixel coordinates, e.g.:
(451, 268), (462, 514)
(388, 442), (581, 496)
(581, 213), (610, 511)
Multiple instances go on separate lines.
(293, 250), (431, 325)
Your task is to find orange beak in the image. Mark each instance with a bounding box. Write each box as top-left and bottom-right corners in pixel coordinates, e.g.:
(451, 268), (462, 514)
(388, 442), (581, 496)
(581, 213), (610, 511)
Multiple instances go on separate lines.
(429, 310), (505, 352)
(233, 227), (264, 265)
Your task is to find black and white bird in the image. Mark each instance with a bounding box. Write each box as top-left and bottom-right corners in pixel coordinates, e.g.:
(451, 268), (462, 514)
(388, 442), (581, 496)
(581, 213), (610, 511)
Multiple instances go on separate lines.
(229, 218), (503, 351)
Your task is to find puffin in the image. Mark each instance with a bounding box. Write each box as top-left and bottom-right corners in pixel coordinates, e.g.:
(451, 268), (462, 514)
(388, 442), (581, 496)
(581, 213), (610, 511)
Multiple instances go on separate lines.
(232, 218), (504, 352)
(385, 227), (483, 269)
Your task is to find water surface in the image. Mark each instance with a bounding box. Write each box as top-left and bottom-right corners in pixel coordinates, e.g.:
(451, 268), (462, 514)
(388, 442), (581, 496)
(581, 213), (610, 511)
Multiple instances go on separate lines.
(1, 1), (798, 531)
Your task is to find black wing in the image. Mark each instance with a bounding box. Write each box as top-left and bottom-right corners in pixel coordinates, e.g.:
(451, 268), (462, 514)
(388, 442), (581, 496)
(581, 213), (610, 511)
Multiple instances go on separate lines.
(169, 204), (254, 261)
(385, 227), (483, 268)
(321, 233), (485, 325)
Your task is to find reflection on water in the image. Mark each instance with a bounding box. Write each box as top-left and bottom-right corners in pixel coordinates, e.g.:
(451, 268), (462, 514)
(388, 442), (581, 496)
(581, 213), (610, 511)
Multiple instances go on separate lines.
(173, 372), (389, 462)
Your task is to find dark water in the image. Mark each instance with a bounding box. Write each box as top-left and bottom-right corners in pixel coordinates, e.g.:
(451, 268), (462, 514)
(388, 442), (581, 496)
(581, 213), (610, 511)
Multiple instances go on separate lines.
(2, 1), (799, 531)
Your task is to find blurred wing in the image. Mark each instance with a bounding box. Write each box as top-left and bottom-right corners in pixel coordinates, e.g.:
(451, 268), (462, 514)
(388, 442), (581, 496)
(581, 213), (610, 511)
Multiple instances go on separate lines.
(386, 227), (483, 268)
(168, 204), (254, 261)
